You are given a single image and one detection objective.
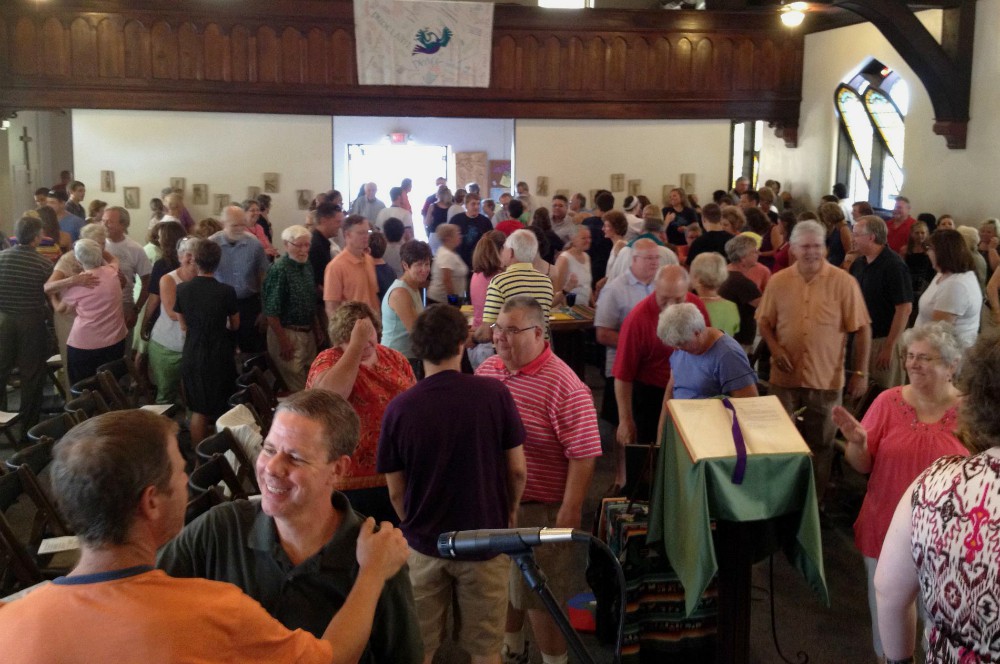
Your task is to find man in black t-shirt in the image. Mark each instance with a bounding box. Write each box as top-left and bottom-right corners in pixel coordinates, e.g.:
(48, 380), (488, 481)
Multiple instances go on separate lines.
(583, 190), (615, 284)
(448, 193), (493, 270)
(685, 203), (732, 267)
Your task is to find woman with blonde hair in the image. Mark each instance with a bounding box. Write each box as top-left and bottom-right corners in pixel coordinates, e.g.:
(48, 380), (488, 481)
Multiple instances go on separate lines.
(306, 301), (415, 524)
(720, 206), (746, 235)
(662, 186), (698, 245)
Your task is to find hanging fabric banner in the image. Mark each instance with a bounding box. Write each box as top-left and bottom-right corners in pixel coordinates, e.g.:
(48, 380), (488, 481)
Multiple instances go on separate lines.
(354, 0), (494, 88)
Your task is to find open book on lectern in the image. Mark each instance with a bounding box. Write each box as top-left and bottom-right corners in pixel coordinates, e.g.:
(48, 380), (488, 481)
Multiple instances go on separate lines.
(667, 395), (810, 463)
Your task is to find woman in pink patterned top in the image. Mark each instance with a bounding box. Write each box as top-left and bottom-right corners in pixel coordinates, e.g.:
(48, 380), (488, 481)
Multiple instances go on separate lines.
(306, 301), (414, 524)
(832, 321), (969, 661)
(875, 332), (1000, 664)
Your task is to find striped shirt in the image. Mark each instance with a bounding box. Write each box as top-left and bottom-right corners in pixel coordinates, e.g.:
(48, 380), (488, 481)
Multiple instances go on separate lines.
(0, 245), (53, 314)
(476, 345), (602, 503)
(481, 262), (554, 329)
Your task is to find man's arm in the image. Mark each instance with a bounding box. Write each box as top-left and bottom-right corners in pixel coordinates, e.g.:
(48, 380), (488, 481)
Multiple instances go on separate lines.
(320, 518), (410, 664)
(595, 327), (618, 348)
(654, 374), (675, 444)
(876, 302), (911, 370)
(758, 317), (793, 375)
(325, 299), (343, 319)
(848, 323), (871, 400)
(505, 446), (527, 527)
(614, 378), (635, 447)
(384, 470), (407, 522)
(555, 458), (596, 529)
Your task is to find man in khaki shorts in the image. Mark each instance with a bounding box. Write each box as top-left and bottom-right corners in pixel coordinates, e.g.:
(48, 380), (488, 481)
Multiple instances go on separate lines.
(379, 304), (528, 664)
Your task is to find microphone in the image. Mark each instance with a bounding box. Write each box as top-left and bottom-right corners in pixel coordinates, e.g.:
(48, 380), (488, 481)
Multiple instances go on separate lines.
(437, 527), (589, 558)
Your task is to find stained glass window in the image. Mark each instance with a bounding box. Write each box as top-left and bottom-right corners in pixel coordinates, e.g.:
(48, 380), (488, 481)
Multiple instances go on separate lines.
(865, 88), (905, 165)
(836, 85), (874, 180)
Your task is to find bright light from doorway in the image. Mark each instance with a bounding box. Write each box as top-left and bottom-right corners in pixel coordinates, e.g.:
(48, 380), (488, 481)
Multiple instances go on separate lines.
(538, 0), (592, 8)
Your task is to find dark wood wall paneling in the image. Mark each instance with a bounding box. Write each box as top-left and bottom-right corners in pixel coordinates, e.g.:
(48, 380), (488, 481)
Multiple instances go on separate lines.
(0, 0), (803, 138)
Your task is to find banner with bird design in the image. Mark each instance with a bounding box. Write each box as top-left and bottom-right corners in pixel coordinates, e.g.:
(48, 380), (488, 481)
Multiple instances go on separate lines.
(354, 0), (493, 87)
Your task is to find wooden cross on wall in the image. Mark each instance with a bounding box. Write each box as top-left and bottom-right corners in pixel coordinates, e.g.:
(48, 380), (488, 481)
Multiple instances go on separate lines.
(19, 126), (32, 184)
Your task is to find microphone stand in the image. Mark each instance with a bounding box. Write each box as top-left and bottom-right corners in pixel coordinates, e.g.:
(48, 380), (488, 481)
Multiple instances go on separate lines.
(510, 548), (597, 664)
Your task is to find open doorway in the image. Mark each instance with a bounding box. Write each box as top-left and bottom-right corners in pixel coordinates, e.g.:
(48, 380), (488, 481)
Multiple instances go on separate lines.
(347, 143), (449, 241)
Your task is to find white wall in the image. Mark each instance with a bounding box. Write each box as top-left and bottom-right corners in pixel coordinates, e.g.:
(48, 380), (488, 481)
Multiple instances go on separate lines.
(2, 110), (74, 234)
(514, 119), (732, 207)
(332, 116), (513, 205)
(761, 2), (1000, 224)
(72, 110), (333, 241)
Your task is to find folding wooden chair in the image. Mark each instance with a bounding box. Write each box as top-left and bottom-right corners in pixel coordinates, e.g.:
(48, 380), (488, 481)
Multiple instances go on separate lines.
(26, 411), (83, 444)
(196, 429), (260, 495)
(242, 352), (288, 395)
(0, 410), (20, 448)
(64, 389), (111, 419)
(228, 384), (273, 434)
(188, 454), (249, 502)
(5, 437), (56, 475)
(96, 356), (154, 405)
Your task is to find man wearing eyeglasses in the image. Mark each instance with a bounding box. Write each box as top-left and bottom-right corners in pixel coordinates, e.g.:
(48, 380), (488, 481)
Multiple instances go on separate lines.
(849, 215), (913, 389)
(475, 296), (601, 664)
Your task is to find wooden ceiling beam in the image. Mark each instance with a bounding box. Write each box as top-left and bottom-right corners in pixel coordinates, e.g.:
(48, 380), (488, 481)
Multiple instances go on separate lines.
(833, 0), (975, 148)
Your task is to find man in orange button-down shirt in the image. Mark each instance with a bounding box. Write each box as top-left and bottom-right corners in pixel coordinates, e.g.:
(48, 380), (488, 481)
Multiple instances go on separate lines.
(324, 215), (380, 318)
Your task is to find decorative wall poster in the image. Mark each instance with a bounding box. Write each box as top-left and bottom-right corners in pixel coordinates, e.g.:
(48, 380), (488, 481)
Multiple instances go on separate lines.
(556, 189), (570, 198)
(536, 176), (549, 197)
(214, 194), (230, 215)
(100, 170), (115, 193)
(247, 186), (261, 200)
(354, 0), (494, 87)
(456, 151), (488, 195)
(489, 160), (511, 190)
(680, 173), (696, 194)
(192, 184), (208, 205)
(169, 177), (186, 193)
(123, 187), (140, 209)
(297, 190), (314, 210)
(263, 173), (280, 194)
(610, 174), (625, 192)
(628, 179), (642, 197)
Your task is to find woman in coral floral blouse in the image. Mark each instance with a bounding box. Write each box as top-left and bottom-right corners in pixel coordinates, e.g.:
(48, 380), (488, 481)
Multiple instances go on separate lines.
(306, 301), (415, 524)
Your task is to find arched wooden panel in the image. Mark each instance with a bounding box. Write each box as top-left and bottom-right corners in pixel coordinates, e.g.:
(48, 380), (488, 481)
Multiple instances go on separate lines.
(123, 20), (151, 79)
(607, 36), (627, 92)
(70, 18), (98, 78)
(494, 35), (516, 90)
(519, 35), (539, 90)
(329, 28), (354, 85)
(203, 23), (228, 81)
(12, 18), (37, 76)
(652, 37), (671, 90)
(178, 22), (203, 80)
(671, 37), (692, 91)
(306, 28), (327, 85)
(96, 17), (124, 78)
(230, 25), (250, 82)
(257, 27), (279, 83)
(756, 38), (777, 91)
(41, 17), (69, 77)
(734, 38), (754, 91)
(692, 37), (713, 91)
(564, 37), (583, 91)
(539, 36), (561, 91)
(581, 37), (604, 91)
(151, 21), (179, 79)
(625, 37), (649, 91)
(778, 38), (799, 89)
(0, 16), (7, 75)
(712, 37), (733, 91)
(281, 27), (303, 84)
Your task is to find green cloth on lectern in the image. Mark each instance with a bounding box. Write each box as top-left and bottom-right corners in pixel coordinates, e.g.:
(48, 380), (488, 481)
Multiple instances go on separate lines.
(647, 418), (829, 616)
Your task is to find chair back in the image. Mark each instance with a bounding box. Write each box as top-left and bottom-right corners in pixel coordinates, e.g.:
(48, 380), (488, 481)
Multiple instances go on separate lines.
(228, 384), (273, 434)
(64, 389), (111, 419)
(188, 454), (249, 501)
(242, 352), (288, 395)
(96, 369), (133, 409)
(69, 375), (99, 398)
(96, 356), (154, 405)
(196, 429), (260, 494)
(26, 411), (84, 443)
(185, 487), (224, 525)
(5, 437), (56, 475)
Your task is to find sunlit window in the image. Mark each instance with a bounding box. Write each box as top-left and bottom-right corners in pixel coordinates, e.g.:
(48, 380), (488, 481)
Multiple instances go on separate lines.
(834, 59), (906, 209)
(538, 0), (592, 8)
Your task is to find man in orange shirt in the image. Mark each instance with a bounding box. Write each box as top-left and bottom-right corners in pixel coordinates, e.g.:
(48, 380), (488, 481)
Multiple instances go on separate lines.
(757, 219), (871, 503)
(324, 214), (379, 317)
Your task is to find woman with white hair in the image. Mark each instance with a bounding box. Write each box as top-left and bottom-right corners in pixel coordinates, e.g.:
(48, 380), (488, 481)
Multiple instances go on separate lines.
(656, 302), (758, 401)
(690, 252), (739, 337)
(427, 223), (467, 305)
(832, 321), (968, 661)
(261, 224), (320, 392)
(58, 238), (127, 384)
(551, 224), (592, 306)
(144, 236), (199, 405)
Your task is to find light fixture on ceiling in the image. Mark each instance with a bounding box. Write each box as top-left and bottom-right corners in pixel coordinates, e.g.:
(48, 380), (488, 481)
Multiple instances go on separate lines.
(780, 1), (807, 27)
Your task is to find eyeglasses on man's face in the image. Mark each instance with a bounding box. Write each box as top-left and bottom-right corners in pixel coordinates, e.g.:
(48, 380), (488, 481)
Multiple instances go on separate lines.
(490, 324), (538, 338)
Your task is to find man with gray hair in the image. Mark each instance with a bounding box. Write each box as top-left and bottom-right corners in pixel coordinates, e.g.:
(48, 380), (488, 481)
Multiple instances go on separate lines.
(474, 229), (553, 341)
(0, 216), (54, 440)
(102, 205), (152, 331)
(158, 389), (422, 663)
(605, 216), (678, 281)
(848, 215), (913, 388)
(1, 408), (411, 663)
(756, 219), (871, 502)
(350, 182), (386, 221)
(211, 204), (271, 353)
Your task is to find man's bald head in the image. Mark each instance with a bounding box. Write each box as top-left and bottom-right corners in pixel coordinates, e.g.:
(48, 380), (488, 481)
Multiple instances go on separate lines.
(654, 264), (691, 310)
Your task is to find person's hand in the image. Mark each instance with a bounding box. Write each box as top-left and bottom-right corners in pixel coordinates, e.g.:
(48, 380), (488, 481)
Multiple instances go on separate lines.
(75, 272), (99, 289)
(254, 313), (268, 333)
(664, 210), (676, 225)
(564, 272), (579, 291)
(555, 504), (582, 530)
(117, 270), (127, 288)
(773, 348), (794, 374)
(831, 405), (866, 447)
(279, 336), (295, 361)
(689, 193), (699, 205)
(616, 418), (636, 448)
(875, 343), (893, 370)
(991, 237), (1000, 251)
(847, 373), (867, 401)
(349, 317), (376, 348)
(140, 320), (153, 342)
(356, 517), (409, 582)
(124, 306), (138, 328)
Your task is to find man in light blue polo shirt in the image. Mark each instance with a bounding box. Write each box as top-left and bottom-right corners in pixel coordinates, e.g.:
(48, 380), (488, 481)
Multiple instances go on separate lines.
(593, 238), (660, 426)
(211, 205), (271, 353)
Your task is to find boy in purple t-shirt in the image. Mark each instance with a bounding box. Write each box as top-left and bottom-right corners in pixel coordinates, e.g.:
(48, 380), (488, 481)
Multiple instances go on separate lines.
(378, 304), (527, 664)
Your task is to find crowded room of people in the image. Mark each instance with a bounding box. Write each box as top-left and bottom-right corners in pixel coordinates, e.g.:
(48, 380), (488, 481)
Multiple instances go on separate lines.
(1, 1), (999, 663)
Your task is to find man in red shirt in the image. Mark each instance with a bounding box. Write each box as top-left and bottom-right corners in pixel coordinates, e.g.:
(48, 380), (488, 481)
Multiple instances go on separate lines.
(612, 265), (709, 487)
(886, 196), (916, 255)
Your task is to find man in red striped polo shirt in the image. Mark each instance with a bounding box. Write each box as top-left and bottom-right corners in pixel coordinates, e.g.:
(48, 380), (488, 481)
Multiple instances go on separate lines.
(476, 296), (602, 664)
